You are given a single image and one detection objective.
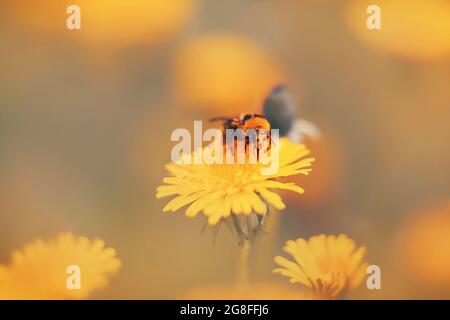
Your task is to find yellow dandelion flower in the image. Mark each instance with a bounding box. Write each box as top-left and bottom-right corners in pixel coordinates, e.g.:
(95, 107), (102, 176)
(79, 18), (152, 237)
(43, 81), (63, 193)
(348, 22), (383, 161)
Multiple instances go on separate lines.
(0, 233), (121, 300)
(11, 0), (198, 48)
(346, 0), (450, 60)
(274, 234), (368, 299)
(156, 138), (314, 230)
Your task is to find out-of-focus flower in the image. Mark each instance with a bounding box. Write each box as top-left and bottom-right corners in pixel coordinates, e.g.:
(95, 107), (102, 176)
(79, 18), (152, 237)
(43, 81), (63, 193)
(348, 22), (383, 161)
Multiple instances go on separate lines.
(172, 34), (286, 113)
(274, 234), (367, 299)
(396, 202), (450, 288)
(12, 0), (197, 48)
(346, 0), (450, 60)
(0, 233), (121, 299)
(156, 138), (313, 228)
(184, 283), (316, 300)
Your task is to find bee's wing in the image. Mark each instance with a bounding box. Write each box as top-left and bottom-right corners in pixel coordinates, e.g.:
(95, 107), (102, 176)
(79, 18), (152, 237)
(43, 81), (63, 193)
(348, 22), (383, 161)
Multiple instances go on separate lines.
(262, 85), (297, 136)
(288, 119), (322, 143)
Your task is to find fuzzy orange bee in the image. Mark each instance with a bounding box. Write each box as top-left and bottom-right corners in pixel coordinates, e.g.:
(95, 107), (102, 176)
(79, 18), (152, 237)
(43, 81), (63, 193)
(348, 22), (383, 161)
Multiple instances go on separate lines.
(210, 113), (272, 153)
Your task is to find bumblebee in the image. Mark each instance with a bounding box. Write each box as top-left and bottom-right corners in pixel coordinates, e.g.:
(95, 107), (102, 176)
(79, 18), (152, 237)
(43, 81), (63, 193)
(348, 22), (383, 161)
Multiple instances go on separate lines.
(211, 85), (320, 148)
(210, 113), (272, 152)
(210, 85), (297, 144)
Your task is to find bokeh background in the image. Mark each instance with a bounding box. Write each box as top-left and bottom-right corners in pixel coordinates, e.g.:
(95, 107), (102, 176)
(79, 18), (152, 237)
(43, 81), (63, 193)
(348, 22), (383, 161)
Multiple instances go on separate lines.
(1, 0), (449, 299)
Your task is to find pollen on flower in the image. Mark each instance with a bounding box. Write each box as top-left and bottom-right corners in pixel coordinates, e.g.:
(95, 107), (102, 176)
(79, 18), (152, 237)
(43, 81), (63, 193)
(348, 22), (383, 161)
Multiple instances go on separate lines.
(273, 234), (368, 299)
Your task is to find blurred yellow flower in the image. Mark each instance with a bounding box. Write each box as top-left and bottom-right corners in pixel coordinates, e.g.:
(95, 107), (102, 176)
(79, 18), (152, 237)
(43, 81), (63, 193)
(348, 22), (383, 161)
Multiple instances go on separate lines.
(172, 34), (286, 113)
(0, 233), (121, 299)
(11, 0), (197, 48)
(156, 138), (314, 227)
(346, 0), (450, 60)
(274, 234), (367, 299)
(396, 202), (450, 288)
